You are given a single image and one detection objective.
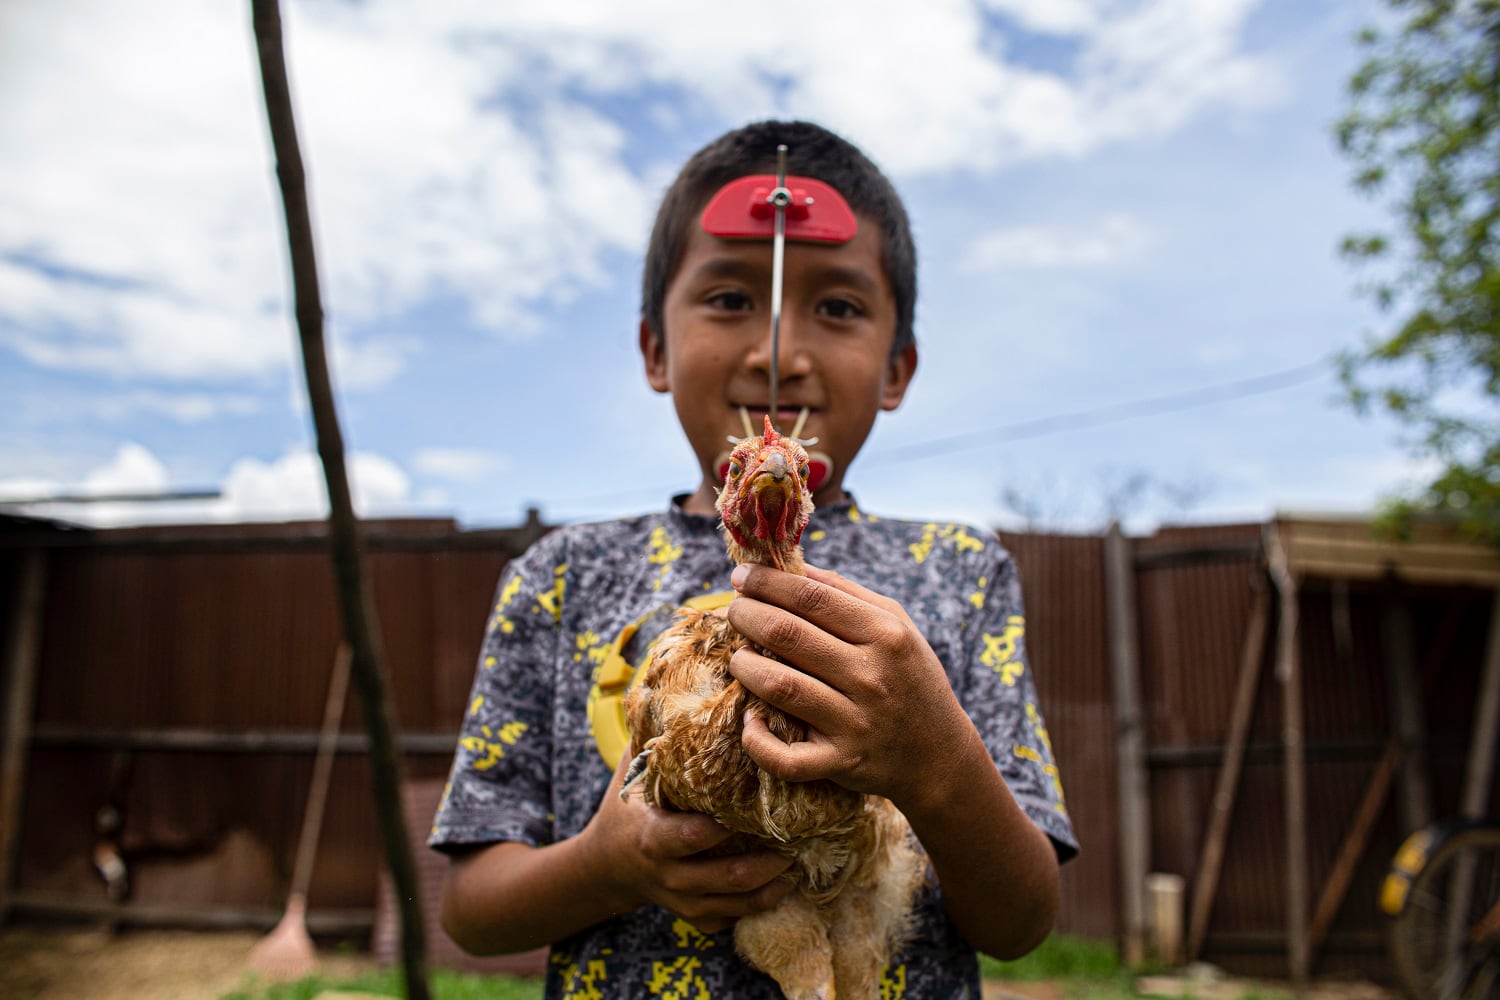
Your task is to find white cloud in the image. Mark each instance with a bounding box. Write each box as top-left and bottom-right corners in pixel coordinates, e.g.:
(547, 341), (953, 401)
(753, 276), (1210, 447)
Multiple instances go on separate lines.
(83, 443), (170, 495)
(413, 447), (510, 482)
(963, 212), (1151, 270)
(219, 449), (412, 520)
(0, 444), (415, 526)
(0, 0), (1279, 392)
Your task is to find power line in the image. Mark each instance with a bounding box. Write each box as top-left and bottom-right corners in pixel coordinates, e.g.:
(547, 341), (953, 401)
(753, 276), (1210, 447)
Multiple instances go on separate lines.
(539, 356), (1334, 513)
(865, 357), (1333, 466)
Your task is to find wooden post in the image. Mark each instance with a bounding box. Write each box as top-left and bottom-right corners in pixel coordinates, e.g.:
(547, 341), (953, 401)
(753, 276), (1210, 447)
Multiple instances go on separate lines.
(1106, 521), (1149, 966)
(1266, 525), (1309, 988)
(1461, 588), (1500, 820)
(1381, 583), (1432, 833)
(1186, 574), (1270, 963)
(1445, 588), (1500, 951)
(0, 548), (47, 921)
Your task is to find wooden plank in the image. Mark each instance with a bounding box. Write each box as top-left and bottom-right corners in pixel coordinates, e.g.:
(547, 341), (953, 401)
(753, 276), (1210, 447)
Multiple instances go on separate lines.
(1267, 526), (1309, 987)
(27, 723), (460, 755)
(1306, 742), (1400, 967)
(0, 549), (46, 921)
(1186, 574), (1270, 963)
(1106, 521), (1150, 966)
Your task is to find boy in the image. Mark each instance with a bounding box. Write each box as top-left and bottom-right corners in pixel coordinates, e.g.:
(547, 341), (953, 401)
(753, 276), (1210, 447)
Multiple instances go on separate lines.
(431, 120), (1077, 998)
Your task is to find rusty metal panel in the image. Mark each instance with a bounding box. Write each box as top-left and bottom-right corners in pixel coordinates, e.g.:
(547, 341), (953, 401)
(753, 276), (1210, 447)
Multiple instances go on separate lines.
(999, 531), (1116, 939)
(9, 514), (1493, 986)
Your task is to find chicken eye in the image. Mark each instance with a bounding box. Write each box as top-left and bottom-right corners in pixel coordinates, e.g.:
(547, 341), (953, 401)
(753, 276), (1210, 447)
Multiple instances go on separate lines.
(728, 461), (742, 479)
(798, 463), (809, 480)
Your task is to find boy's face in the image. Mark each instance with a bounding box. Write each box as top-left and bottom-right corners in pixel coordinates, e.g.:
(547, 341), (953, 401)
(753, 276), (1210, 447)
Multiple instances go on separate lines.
(641, 214), (917, 514)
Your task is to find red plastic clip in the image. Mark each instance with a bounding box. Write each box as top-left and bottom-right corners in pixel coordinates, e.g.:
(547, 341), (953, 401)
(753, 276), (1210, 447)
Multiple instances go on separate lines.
(700, 174), (857, 244)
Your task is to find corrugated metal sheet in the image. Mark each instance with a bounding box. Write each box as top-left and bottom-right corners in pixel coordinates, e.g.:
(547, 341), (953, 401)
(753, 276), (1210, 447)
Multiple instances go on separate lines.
(4, 515), (1494, 984)
(999, 530), (1115, 939)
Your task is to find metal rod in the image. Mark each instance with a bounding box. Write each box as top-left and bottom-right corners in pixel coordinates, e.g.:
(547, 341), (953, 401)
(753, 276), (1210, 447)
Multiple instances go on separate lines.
(768, 144), (790, 432)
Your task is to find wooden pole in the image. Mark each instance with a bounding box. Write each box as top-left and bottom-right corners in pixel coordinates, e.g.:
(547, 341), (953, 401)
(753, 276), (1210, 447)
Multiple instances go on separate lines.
(1461, 588), (1500, 821)
(0, 549), (46, 921)
(1106, 521), (1150, 966)
(1266, 525), (1309, 988)
(248, 4), (430, 998)
(1380, 583), (1432, 833)
(1186, 573), (1270, 963)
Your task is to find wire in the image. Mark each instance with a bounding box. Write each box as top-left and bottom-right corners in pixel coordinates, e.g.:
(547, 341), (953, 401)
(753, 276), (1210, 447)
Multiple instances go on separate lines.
(539, 356), (1334, 514)
(865, 356), (1332, 466)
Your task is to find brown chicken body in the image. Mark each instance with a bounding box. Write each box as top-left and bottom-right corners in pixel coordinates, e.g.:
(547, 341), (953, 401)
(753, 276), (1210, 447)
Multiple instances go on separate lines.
(623, 417), (925, 1000)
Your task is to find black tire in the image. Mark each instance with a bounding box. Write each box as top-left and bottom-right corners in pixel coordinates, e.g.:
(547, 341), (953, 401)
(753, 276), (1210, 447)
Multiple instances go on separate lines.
(1389, 824), (1500, 1000)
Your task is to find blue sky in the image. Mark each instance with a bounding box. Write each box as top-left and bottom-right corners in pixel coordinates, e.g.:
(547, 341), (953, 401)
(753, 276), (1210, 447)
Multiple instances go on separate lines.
(0, 0), (1428, 533)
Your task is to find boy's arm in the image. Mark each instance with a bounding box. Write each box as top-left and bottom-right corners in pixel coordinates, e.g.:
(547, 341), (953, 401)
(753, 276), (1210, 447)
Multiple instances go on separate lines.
(440, 755), (796, 955)
(726, 562), (1061, 959)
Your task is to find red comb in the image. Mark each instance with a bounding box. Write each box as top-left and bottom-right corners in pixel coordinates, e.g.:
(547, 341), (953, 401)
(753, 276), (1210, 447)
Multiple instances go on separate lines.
(700, 174), (858, 244)
(761, 413), (780, 445)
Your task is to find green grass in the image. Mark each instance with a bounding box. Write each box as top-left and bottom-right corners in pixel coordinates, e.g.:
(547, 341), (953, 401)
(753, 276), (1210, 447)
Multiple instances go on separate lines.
(220, 968), (543, 1000)
(981, 933), (1127, 982)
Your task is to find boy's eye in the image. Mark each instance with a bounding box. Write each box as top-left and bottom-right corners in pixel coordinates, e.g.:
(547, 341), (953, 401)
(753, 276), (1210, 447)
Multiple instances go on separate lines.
(817, 298), (863, 320)
(708, 291), (753, 312)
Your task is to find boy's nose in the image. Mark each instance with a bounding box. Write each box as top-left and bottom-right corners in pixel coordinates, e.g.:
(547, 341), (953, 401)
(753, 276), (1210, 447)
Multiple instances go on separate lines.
(746, 310), (812, 381)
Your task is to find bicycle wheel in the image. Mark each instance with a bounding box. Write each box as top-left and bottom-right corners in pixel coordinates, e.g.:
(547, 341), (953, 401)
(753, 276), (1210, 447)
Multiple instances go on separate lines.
(1388, 823), (1500, 1000)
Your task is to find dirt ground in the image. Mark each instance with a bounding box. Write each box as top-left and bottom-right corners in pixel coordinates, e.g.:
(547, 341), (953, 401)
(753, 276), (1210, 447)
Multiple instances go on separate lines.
(0, 924), (1396, 1000)
(0, 925), (381, 1000)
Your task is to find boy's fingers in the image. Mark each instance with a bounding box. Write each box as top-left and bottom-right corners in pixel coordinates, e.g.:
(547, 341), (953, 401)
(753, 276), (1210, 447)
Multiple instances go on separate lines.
(728, 648), (845, 728)
(740, 711), (844, 784)
(803, 564), (909, 622)
(659, 848), (794, 902)
(642, 808), (733, 860)
(732, 564), (883, 645)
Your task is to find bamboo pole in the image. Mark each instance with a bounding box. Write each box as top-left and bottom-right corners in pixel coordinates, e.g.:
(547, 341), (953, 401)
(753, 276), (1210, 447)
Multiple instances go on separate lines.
(1186, 573), (1270, 963)
(248, 4), (430, 997)
(1106, 521), (1149, 965)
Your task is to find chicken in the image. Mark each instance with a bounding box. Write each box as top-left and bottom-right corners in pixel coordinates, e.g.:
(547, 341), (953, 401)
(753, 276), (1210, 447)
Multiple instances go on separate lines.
(622, 415), (925, 1000)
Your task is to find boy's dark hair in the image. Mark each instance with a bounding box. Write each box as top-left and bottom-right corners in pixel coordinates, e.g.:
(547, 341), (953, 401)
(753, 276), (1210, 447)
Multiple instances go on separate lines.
(641, 120), (916, 356)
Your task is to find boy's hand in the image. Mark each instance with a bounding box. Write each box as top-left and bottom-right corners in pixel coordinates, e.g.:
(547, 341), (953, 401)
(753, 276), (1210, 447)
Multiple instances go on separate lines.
(725, 562), (971, 814)
(582, 750), (795, 934)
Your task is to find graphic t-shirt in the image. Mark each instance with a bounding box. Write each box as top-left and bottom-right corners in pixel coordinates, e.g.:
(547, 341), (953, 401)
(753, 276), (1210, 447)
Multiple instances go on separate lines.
(430, 496), (1077, 999)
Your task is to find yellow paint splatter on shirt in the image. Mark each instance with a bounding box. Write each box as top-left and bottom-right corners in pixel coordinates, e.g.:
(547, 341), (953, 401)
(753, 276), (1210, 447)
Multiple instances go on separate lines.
(574, 629), (608, 669)
(461, 720), (529, 771)
(671, 918), (717, 951)
(979, 615), (1026, 685)
(1018, 703), (1068, 812)
(556, 956), (609, 1000)
(808, 529), (827, 542)
(909, 522), (986, 564)
(880, 963), (907, 999)
(490, 572), (524, 634)
(968, 574), (988, 609)
(535, 563), (567, 622)
(645, 956), (709, 999)
(646, 526), (684, 591)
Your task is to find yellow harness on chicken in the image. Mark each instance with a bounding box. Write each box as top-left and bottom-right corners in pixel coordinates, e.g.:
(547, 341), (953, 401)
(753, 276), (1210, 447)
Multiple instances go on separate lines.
(586, 590), (736, 769)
